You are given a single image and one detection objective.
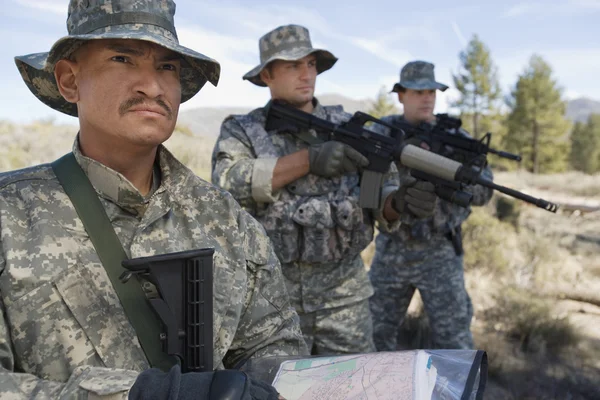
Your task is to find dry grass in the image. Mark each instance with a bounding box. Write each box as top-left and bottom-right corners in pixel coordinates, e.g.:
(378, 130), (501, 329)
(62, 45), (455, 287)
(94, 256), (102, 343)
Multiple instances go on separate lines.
(3, 119), (600, 399)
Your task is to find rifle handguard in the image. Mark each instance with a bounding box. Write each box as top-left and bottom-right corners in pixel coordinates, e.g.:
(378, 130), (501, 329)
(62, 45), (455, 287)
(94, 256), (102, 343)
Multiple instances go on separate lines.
(399, 144), (463, 181)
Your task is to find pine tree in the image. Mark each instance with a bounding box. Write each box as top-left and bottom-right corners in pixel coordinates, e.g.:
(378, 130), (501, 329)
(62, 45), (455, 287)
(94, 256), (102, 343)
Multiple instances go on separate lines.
(504, 55), (571, 174)
(452, 34), (501, 139)
(570, 115), (600, 173)
(367, 86), (400, 119)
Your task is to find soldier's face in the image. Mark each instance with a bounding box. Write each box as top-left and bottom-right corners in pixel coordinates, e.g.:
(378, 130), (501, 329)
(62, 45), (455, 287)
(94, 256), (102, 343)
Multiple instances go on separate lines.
(398, 89), (436, 124)
(61, 39), (182, 150)
(262, 55), (317, 108)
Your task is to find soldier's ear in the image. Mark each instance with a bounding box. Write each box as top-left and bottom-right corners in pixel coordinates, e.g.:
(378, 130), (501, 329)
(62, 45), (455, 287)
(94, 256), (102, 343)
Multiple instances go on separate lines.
(260, 68), (273, 86)
(397, 91), (404, 105)
(55, 59), (80, 104)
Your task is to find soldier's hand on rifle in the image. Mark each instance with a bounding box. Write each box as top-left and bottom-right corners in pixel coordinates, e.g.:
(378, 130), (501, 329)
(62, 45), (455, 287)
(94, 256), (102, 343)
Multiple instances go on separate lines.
(308, 141), (369, 177)
(392, 176), (437, 219)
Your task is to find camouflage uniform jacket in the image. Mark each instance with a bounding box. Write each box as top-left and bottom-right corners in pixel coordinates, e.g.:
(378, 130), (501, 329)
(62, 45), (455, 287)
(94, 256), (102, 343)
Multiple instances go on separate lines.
(374, 114), (493, 244)
(212, 100), (399, 311)
(0, 139), (307, 398)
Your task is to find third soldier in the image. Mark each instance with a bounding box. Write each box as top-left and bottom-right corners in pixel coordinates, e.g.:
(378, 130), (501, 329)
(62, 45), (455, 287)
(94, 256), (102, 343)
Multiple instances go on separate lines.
(369, 61), (494, 351)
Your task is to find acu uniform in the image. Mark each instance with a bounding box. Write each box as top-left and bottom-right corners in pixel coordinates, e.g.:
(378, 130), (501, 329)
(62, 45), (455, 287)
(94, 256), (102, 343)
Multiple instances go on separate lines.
(368, 61), (493, 351)
(1, 1), (307, 398)
(0, 140), (307, 398)
(213, 100), (400, 355)
(369, 115), (493, 351)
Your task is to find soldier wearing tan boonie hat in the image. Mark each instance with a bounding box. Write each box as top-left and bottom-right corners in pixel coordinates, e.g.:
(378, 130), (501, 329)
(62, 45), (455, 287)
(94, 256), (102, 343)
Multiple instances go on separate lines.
(3, 1), (308, 399)
(212, 24), (426, 357)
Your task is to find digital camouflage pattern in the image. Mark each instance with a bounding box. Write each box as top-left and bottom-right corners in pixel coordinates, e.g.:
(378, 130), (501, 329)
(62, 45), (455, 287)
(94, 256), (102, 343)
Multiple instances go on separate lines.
(298, 299), (375, 355)
(15, 0), (220, 117)
(242, 24), (337, 87)
(370, 235), (474, 350)
(369, 114), (493, 350)
(391, 60), (449, 93)
(211, 100), (399, 353)
(0, 139), (307, 398)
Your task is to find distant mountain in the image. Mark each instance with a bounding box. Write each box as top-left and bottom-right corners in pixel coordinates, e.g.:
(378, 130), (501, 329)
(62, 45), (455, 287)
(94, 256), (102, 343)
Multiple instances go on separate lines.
(566, 97), (600, 123)
(177, 94), (600, 137)
(177, 93), (374, 137)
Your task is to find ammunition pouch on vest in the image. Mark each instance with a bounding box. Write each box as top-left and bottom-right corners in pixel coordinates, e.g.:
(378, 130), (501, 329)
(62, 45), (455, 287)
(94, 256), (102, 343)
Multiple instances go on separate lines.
(231, 108), (374, 264)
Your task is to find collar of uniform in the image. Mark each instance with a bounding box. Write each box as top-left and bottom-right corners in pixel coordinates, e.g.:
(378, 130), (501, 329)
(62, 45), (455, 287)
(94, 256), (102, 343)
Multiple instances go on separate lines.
(311, 97), (327, 118)
(265, 97), (327, 118)
(71, 136), (163, 215)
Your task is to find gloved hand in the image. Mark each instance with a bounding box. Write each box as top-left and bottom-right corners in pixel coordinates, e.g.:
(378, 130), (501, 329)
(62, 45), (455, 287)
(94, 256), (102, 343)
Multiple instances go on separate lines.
(392, 175), (438, 219)
(308, 141), (369, 177)
(129, 365), (281, 400)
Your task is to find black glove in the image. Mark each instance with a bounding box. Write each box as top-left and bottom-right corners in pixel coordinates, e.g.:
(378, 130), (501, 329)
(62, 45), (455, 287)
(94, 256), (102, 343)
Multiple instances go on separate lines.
(392, 176), (438, 219)
(308, 141), (369, 177)
(129, 365), (280, 400)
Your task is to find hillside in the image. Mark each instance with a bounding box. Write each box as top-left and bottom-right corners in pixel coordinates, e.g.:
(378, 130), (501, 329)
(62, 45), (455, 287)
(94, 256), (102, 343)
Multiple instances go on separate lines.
(177, 93), (376, 137)
(566, 97), (600, 122)
(175, 94), (600, 139)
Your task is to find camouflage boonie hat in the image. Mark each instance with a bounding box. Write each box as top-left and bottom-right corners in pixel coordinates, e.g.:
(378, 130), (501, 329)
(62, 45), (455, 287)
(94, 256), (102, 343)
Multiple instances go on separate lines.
(14, 0), (220, 117)
(243, 24), (338, 87)
(391, 60), (448, 93)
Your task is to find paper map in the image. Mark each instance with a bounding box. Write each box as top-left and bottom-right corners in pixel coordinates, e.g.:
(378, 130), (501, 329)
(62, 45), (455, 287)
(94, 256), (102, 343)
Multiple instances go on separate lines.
(272, 351), (437, 400)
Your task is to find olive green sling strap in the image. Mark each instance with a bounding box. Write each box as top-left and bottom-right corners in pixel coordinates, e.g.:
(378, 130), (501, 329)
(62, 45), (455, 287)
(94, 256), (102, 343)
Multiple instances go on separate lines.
(51, 153), (176, 371)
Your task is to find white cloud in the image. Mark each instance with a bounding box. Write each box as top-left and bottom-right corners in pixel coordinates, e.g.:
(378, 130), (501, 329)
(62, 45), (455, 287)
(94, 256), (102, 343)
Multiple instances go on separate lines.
(495, 48), (600, 93)
(176, 25), (268, 109)
(503, 0), (600, 17)
(348, 37), (414, 68)
(451, 21), (468, 47)
(503, 2), (540, 17)
(14, 0), (64, 14)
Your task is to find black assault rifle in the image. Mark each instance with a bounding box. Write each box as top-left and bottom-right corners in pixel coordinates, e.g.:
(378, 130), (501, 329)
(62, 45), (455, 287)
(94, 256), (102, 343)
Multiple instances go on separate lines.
(394, 113), (521, 167)
(265, 100), (558, 213)
(120, 248), (215, 372)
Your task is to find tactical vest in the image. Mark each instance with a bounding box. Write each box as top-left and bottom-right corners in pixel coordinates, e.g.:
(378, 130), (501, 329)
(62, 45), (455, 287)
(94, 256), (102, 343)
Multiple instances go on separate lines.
(230, 106), (374, 265)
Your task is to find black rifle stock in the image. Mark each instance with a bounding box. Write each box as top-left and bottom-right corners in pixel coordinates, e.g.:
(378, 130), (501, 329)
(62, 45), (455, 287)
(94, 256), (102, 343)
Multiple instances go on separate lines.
(265, 100), (558, 213)
(121, 248), (215, 372)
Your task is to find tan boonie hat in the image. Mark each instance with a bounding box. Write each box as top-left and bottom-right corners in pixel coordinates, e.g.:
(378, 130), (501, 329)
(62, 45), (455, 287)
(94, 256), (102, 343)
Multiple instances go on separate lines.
(14, 0), (221, 117)
(391, 60), (448, 93)
(243, 24), (338, 87)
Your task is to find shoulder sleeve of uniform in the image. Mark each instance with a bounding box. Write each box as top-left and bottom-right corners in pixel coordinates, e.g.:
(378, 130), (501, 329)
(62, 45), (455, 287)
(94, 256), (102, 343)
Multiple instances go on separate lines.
(0, 165), (55, 191)
(219, 115), (254, 149)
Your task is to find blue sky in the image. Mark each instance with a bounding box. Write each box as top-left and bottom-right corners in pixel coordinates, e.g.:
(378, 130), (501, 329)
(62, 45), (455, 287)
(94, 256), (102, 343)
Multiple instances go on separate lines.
(1, 0), (599, 125)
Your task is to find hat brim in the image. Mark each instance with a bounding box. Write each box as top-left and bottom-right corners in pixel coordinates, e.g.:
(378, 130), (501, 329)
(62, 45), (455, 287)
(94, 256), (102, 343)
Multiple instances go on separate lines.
(391, 81), (448, 93)
(15, 26), (220, 117)
(242, 48), (337, 87)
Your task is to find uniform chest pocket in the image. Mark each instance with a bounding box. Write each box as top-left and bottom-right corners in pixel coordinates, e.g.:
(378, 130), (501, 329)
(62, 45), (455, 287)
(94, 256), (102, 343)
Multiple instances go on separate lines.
(331, 197), (374, 259)
(260, 200), (299, 264)
(8, 264), (148, 382)
(293, 197), (336, 263)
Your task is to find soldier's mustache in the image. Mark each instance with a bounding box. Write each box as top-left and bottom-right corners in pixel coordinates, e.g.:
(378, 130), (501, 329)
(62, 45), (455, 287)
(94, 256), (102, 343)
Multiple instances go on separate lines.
(119, 97), (173, 120)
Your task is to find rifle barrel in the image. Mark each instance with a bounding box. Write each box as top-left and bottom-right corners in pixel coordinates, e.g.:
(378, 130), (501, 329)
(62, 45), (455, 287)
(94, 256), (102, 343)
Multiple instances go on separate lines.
(488, 148), (522, 162)
(477, 178), (558, 213)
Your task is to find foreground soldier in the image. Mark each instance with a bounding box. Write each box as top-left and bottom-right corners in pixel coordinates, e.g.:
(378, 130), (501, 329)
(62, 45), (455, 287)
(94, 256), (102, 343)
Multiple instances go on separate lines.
(0, 1), (307, 398)
(369, 61), (494, 351)
(212, 25), (438, 355)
